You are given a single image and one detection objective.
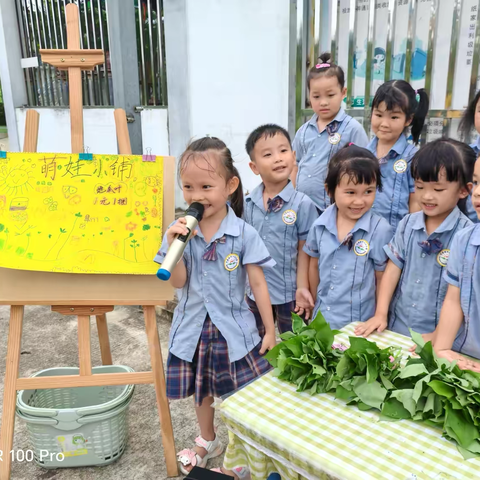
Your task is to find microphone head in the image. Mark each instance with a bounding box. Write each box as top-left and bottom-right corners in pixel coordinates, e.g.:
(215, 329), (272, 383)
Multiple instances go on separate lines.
(186, 202), (205, 222)
(156, 268), (171, 281)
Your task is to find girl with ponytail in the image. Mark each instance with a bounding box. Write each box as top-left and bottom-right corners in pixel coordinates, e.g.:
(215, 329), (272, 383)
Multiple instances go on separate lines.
(367, 79), (429, 228)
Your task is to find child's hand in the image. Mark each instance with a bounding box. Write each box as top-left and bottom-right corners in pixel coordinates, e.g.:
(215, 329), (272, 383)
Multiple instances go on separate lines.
(166, 217), (197, 246)
(408, 332), (435, 353)
(260, 332), (276, 354)
(295, 288), (314, 320)
(436, 349), (480, 372)
(354, 315), (387, 337)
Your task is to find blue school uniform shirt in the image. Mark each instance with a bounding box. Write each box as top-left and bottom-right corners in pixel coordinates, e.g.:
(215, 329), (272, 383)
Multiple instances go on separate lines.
(467, 138), (480, 223)
(444, 223), (480, 359)
(303, 205), (393, 329)
(293, 109), (369, 211)
(367, 135), (418, 229)
(385, 207), (471, 338)
(244, 181), (319, 305)
(154, 206), (276, 363)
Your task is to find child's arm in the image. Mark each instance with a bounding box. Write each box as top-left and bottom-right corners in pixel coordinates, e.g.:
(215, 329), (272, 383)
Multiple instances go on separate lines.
(434, 285), (480, 371)
(409, 193), (421, 213)
(355, 260), (401, 337)
(246, 264), (276, 354)
(375, 271), (384, 300)
(309, 257), (319, 302)
(295, 240), (314, 319)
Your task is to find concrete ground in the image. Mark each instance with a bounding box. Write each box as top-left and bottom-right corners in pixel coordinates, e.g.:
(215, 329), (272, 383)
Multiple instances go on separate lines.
(0, 305), (229, 480)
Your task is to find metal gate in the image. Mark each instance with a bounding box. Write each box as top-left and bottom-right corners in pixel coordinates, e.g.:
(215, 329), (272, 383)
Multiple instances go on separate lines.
(294, 0), (480, 142)
(14, 0), (167, 108)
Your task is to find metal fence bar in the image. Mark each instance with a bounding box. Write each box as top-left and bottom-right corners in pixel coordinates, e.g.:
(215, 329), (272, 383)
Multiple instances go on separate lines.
(137, 2), (148, 104)
(404, 0), (418, 83)
(446, 0), (462, 109)
(384, 0), (397, 82)
(156, 0), (167, 105)
(364, 0), (376, 113)
(147, 0), (156, 105)
(330, 0), (338, 63)
(424, 0), (437, 101)
(346, 0), (356, 108)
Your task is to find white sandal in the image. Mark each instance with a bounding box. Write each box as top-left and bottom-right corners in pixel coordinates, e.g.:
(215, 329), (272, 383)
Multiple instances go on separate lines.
(177, 434), (224, 475)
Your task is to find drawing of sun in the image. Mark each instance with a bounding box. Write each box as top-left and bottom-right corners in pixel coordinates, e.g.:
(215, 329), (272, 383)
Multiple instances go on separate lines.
(0, 165), (35, 195)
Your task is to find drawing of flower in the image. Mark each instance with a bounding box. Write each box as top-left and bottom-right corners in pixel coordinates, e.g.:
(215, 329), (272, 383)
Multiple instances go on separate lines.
(125, 222), (138, 231)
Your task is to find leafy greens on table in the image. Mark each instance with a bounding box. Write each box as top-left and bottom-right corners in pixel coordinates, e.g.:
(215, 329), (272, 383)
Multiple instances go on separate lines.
(264, 311), (480, 459)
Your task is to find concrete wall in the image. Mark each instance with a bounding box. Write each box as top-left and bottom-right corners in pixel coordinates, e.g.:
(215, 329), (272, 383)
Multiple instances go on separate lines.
(186, 0), (291, 195)
(165, 0), (291, 207)
(15, 107), (170, 156)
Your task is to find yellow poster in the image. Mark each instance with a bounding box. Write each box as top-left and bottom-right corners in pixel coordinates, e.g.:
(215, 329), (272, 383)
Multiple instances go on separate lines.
(0, 152), (163, 274)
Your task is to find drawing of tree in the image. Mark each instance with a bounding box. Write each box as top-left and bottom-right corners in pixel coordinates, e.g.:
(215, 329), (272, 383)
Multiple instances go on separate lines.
(130, 238), (140, 262)
(45, 212), (82, 261)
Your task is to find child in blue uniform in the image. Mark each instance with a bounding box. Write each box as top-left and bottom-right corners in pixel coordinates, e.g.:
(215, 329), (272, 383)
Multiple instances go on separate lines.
(304, 144), (393, 330)
(458, 89), (480, 222)
(154, 137), (276, 475)
(244, 124), (319, 333)
(433, 153), (480, 372)
(366, 80), (429, 229)
(355, 139), (474, 339)
(293, 52), (368, 212)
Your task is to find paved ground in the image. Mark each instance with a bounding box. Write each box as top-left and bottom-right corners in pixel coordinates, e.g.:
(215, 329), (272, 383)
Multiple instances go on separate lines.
(0, 305), (229, 480)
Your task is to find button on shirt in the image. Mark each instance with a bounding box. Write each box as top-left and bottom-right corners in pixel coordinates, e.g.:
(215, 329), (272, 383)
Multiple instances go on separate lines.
(293, 109), (369, 211)
(154, 206), (276, 363)
(244, 181), (318, 304)
(303, 205), (393, 329)
(385, 207), (472, 337)
(367, 135), (417, 229)
(467, 138), (480, 223)
(444, 224), (480, 359)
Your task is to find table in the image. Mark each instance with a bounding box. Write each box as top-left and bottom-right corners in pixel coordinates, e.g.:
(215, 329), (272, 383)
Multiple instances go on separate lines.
(219, 323), (480, 480)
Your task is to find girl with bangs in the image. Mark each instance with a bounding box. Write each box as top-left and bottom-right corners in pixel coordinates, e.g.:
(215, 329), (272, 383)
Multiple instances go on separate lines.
(303, 144), (393, 330)
(356, 139), (474, 339)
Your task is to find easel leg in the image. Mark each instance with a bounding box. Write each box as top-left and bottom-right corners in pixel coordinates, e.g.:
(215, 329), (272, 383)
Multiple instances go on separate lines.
(0, 306), (24, 480)
(143, 306), (178, 477)
(96, 314), (113, 365)
(78, 315), (92, 375)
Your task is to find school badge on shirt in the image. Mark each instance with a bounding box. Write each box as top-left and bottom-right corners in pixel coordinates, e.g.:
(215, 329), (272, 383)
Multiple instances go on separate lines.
(328, 133), (341, 145)
(436, 249), (450, 267)
(354, 239), (370, 256)
(282, 209), (297, 225)
(393, 159), (407, 173)
(224, 253), (240, 271)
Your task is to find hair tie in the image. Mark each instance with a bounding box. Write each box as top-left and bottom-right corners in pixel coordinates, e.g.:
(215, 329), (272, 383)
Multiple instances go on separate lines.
(316, 63), (330, 68)
(349, 142), (354, 146)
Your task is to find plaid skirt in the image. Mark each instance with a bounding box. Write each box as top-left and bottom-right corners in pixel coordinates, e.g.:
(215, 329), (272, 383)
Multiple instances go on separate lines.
(166, 316), (272, 407)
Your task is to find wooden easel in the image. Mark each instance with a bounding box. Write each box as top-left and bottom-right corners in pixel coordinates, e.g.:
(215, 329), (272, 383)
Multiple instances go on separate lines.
(0, 4), (178, 479)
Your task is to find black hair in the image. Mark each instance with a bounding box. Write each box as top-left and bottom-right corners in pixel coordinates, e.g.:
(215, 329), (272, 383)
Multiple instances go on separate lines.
(307, 52), (345, 90)
(410, 138), (475, 214)
(458, 90), (480, 141)
(371, 80), (429, 144)
(178, 136), (244, 218)
(325, 144), (382, 204)
(245, 124), (292, 159)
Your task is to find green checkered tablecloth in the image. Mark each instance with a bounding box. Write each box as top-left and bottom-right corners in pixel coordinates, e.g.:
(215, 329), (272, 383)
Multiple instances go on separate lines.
(219, 323), (480, 480)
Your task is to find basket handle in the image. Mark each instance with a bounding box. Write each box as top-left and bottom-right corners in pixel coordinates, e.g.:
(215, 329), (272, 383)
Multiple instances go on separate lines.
(16, 409), (58, 426)
(76, 396), (133, 425)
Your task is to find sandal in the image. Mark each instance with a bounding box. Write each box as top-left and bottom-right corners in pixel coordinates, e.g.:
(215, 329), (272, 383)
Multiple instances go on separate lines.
(177, 434), (224, 475)
(211, 466), (252, 479)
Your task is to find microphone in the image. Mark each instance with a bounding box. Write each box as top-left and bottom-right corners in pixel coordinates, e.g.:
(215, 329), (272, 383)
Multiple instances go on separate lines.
(156, 202), (205, 281)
